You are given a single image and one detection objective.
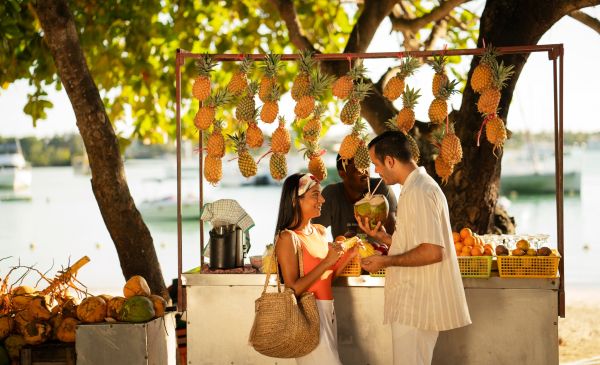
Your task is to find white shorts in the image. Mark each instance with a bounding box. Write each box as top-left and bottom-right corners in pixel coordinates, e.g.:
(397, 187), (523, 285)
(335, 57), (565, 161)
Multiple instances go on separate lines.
(296, 299), (342, 365)
(391, 322), (439, 365)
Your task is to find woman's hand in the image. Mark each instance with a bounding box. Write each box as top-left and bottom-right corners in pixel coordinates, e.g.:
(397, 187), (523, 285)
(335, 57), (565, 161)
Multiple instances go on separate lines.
(323, 242), (344, 266)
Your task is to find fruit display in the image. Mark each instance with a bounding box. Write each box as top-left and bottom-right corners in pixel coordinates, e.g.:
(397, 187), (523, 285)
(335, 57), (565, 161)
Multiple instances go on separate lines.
(332, 59), (367, 100)
(294, 68), (333, 119)
(453, 227), (494, 257)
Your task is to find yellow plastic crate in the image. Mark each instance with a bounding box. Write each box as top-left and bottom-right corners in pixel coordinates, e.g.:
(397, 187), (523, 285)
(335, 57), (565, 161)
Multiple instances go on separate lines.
(339, 256), (361, 277)
(497, 254), (560, 278)
(369, 268), (386, 277)
(457, 256), (493, 278)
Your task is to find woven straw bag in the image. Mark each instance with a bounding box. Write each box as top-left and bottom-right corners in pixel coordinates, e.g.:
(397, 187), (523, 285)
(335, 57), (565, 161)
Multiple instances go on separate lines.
(248, 230), (320, 358)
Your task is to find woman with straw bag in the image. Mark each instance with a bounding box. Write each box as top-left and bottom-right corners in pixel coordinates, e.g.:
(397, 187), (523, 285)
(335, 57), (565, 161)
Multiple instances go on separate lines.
(250, 173), (358, 363)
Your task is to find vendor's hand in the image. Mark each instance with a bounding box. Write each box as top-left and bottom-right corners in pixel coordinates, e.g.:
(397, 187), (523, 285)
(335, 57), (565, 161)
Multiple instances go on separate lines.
(324, 242), (344, 266)
(346, 245), (359, 260)
(355, 215), (388, 241)
(361, 255), (388, 273)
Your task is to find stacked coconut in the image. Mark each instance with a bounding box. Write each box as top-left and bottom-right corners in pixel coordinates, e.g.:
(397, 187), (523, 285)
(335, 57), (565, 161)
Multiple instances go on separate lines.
(293, 51), (334, 181)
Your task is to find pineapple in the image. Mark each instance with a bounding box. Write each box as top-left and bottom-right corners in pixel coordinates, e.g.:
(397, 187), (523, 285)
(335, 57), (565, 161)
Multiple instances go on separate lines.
(194, 88), (231, 131)
(396, 86), (421, 133)
(302, 104), (325, 143)
(477, 61), (515, 115)
(291, 50), (315, 101)
(269, 152), (287, 181)
(294, 69), (334, 119)
(428, 79), (459, 124)
(485, 115), (507, 154)
(246, 114), (264, 149)
(405, 133), (420, 164)
(229, 132), (257, 178)
(206, 120), (226, 158)
(354, 139), (371, 174)
(332, 60), (367, 99)
(260, 84), (280, 124)
(259, 54), (281, 102)
(302, 141), (327, 181)
(236, 81), (258, 122)
(471, 46), (499, 94)
(434, 155), (454, 184)
(340, 81), (372, 125)
(204, 155), (222, 185)
(339, 120), (366, 160)
(192, 54), (217, 101)
(383, 56), (421, 101)
(440, 131), (462, 165)
(428, 54), (449, 97)
(227, 56), (253, 96)
(271, 116), (291, 154)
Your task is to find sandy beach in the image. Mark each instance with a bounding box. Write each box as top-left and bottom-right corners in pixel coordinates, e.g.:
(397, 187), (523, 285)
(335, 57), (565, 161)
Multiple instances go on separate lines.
(559, 286), (600, 364)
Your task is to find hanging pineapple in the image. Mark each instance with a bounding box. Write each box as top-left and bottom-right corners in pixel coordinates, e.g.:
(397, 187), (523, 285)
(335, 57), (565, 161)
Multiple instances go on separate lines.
(192, 54), (217, 101)
(395, 86), (421, 133)
(354, 138), (371, 174)
(259, 54), (282, 102)
(471, 46), (499, 94)
(204, 155), (222, 185)
(383, 56), (421, 101)
(269, 153), (287, 181)
(229, 132), (257, 178)
(332, 59), (367, 100)
(302, 104), (325, 143)
(428, 79), (459, 124)
(206, 120), (226, 158)
(302, 140), (327, 181)
(440, 129), (463, 165)
(194, 88), (231, 131)
(485, 115), (507, 154)
(339, 120), (366, 160)
(246, 109), (263, 149)
(294, 69), (334, 119)
(340, 81), (372, 125)
(227, 56), (253, 96)
(434, 155), (454, 184)
(477, 61), (514, 115)
(271, 116), (291, 154)
(235, 81), (259, 122)
(260, 84), (281, 124)
(291, 50), (315, 101)
(428, 54), (449, 97)
(384, 119), (420, 164)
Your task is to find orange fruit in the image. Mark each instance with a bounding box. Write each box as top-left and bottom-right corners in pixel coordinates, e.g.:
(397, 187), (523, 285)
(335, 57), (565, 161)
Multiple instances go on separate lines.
(452, 232), (461, 243)
(455, 242), (464, 252)
(474, 236), (484, 248)
(460, 227), (473, 240)
(461, 246), (472, 254)
(471, 246), (484, 256)
(484, 243), (493, 251)
(459, 251), (471, 257)
(483, 247), (494, 256)
(463, 236), (475, 247)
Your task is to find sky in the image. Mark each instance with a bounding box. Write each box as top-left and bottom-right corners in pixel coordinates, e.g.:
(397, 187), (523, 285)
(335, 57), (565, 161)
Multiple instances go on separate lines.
(1, 5), (599, 139)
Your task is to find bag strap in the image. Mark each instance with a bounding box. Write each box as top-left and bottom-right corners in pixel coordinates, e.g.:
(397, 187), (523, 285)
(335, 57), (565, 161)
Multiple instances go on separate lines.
(262, 229), (305, 294)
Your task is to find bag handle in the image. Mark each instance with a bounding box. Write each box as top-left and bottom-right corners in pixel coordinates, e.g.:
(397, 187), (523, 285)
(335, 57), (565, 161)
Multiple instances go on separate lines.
(262, 229), (305, 294)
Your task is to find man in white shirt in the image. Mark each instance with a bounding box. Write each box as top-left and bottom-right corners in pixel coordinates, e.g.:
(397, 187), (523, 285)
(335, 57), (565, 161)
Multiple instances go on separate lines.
(356, 131), (471, 365)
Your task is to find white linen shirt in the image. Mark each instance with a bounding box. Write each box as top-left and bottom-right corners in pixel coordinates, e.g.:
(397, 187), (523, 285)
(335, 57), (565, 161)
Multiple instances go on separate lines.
(384, 167), (471, 331)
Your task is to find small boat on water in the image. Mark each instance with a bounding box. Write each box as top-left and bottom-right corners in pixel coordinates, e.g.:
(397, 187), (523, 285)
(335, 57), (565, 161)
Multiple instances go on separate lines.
(0, 139), (32, 199)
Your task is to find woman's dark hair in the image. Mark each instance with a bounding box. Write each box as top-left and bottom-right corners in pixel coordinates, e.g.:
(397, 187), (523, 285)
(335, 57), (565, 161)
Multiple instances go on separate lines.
(368, 130), (413, 163)
(274, 173), (305, 240)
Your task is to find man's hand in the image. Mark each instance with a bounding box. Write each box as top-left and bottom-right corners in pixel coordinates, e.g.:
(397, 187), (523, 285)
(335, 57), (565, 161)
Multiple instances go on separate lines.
(360, 255), (389, 273)
(355, 215), (391, 245)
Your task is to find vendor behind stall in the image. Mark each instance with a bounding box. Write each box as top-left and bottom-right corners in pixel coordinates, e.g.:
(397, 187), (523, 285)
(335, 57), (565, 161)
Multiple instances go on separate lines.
(313, 155), (396, 240)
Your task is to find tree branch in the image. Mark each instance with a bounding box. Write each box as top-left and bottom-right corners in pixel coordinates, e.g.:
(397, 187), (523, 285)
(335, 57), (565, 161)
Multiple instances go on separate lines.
(343, 0), (399, 54)
(424, 19), (449, 50)
(389, 0), (469, 33)
(569, 10), (600, 35)
(268, 0), (316, 51)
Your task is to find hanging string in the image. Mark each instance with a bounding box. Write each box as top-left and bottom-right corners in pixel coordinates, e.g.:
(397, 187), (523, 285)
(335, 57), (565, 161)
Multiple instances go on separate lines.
(476, 114), (495, 147)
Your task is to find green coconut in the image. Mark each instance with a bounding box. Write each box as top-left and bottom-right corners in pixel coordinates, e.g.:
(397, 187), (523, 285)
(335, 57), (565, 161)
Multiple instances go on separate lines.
(119, 296), (155, 323)
(354, 194), (389, 230)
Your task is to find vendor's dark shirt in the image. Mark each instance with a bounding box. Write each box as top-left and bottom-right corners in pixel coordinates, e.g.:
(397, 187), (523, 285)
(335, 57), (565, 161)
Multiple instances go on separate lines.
(313, 178), (397, 239)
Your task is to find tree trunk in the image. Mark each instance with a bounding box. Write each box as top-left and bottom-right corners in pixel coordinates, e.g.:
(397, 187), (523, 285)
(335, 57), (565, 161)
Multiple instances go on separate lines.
(33, 0), (168, 298)
(435, 0), (600, 233)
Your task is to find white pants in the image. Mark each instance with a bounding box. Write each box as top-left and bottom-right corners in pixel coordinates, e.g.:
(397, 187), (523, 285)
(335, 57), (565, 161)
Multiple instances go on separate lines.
(296, 299), (342, 365)
(391, 322), (439, 365)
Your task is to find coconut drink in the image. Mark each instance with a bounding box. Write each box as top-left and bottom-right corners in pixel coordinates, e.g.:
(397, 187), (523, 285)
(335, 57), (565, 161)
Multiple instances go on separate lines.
(354, 193), (389, 230)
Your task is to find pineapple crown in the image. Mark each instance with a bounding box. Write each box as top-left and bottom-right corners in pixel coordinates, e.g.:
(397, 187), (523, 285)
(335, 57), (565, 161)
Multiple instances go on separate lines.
(427, 54), (448, 74)
(277, 115), (287, 127)
(401, 86), (421, 109)
(490, 61), (515, 90)
(351, 119), (367, 135)
(212, 119), (224, 131)
(397, 56), (421, 79)
(385, 119), (400, 132)
(262, 53), (282, 78)
(348, 59), (368, 80)
(301, 140), (322, 159)
(245, 81), (259, 96)
(436, 79), (460, 100)
(196, 54), (217, 77)
(349, 81), (373, 101)
(298, 49), (316, 74)
(238, 56), (254, 74)
(308, 68), (335, 98)
(480, 45), (500, 67)
(227, 131), (248, 154)
(313, 103), (326, 118)
(265, 84), (281, 102)
(207, 88), (232, 107)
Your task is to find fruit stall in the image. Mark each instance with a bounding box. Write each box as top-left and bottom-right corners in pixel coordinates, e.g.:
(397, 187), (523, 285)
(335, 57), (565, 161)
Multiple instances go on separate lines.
(176, 45), (565, 364)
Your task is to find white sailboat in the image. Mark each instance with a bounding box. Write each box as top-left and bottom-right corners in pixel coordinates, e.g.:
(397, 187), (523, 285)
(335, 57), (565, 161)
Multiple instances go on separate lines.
(0, 139), (32, 194)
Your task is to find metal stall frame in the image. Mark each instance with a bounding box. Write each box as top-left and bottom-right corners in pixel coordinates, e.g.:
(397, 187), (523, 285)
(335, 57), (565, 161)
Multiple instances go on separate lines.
(175, 44), (565, 316)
